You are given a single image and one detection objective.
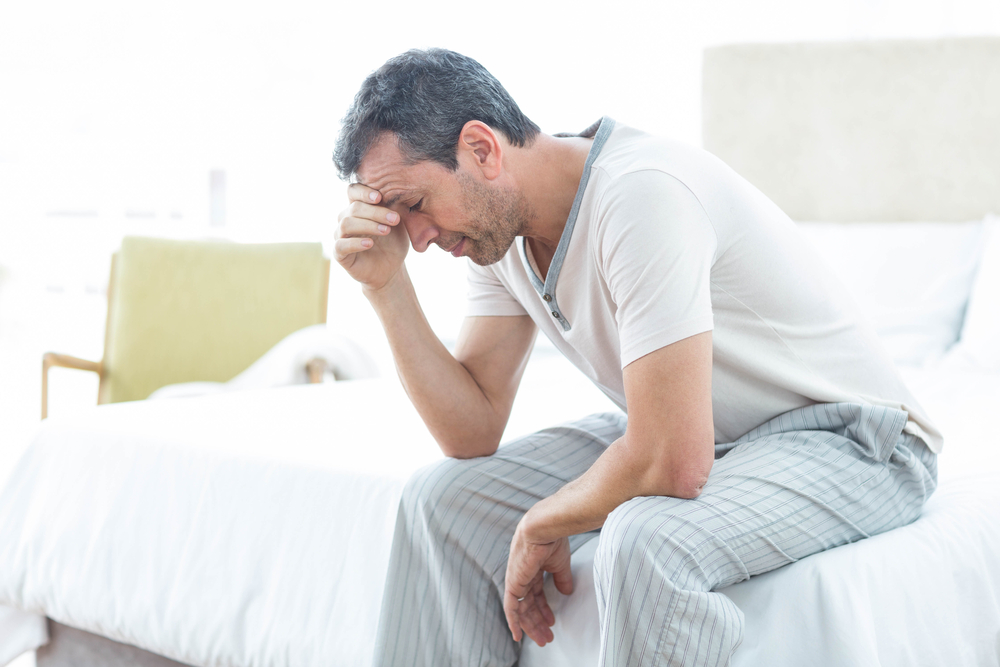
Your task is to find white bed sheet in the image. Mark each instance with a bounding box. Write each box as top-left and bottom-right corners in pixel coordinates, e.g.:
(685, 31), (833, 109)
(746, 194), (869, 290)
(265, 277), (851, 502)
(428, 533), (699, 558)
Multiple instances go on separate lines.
(0, 350), (618, 666)
(0, 352), (998, 667)
(0, 379), (437, 667)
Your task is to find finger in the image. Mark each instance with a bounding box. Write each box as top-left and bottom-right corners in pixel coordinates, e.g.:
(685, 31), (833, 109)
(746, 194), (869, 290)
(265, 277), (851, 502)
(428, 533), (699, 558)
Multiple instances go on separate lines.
(522, 601), (555, 646)
(503, 592), (523, 643)
(334, 236), (374, 262)
(345, 200), (400, 226)
(504, 567), (532, 607)
(551, 564), (574, 596)
(347, 182), (382, 204)
(339, 216), (395, 240)
(520, 575), (554, 645)
(539, 598), (555, 627)
(531, 579), (556, 627)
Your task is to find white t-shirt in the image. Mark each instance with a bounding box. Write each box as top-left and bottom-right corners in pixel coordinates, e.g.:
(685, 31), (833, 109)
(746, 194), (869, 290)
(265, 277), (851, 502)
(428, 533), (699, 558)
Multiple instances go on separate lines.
(466, 118), (942, 452)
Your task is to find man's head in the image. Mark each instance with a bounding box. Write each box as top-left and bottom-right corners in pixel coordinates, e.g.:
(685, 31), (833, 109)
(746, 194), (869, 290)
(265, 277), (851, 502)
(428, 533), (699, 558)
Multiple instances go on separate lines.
(333, 49), (540, 265)
(333, 48), (540, 181)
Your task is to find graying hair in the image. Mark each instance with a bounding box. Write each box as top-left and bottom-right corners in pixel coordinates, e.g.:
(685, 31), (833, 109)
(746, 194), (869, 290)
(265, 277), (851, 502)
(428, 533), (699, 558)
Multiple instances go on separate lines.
(333, 48), (541, 181)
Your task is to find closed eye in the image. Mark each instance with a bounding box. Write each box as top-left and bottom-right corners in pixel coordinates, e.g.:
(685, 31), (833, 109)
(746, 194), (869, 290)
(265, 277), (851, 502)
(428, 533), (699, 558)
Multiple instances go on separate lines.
(408, 199), (423, 213)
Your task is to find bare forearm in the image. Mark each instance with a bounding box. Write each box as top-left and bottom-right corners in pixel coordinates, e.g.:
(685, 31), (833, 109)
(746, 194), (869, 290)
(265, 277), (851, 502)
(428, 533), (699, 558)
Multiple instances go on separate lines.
(520, 435), (711, 543)
(520, 332), (716, 541)
(364, 268), (506, 457)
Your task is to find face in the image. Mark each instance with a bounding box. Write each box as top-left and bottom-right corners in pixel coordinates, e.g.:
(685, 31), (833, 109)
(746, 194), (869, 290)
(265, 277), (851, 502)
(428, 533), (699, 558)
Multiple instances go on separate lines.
(358, 135), (533, 266)
(453, 172), (533, 265)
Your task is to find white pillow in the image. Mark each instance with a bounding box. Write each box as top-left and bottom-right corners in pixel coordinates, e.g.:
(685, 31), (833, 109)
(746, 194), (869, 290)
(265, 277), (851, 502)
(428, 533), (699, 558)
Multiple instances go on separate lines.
(795, 220), (987, 367)
(952, 216), (1000, 371)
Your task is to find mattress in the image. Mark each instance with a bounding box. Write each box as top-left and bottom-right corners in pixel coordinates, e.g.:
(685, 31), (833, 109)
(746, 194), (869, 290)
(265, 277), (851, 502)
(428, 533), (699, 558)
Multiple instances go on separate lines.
(0, 352), (998, 667)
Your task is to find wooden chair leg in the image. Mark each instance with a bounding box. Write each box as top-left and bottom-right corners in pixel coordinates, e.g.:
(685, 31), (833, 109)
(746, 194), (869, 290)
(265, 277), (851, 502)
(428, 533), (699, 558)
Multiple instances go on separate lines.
(306, 358), (328, 384)
(42, 357), (49, 420)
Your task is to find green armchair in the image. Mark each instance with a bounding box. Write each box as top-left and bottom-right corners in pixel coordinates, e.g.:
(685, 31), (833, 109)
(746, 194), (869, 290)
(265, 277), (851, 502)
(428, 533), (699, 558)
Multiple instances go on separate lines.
(42, 236), (330, 418)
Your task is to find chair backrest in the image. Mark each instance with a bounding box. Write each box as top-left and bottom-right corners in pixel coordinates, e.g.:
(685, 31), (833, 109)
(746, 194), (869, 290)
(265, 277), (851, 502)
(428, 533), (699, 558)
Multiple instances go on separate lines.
(100, 236), (329, 404)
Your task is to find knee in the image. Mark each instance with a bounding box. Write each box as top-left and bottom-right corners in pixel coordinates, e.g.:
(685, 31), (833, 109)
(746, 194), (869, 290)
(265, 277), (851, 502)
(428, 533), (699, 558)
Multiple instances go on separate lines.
(596, 498), (663, 577)
(398, 456), (482, 526)
(400, 458), (461, 513)
(595, 497), (705, 587)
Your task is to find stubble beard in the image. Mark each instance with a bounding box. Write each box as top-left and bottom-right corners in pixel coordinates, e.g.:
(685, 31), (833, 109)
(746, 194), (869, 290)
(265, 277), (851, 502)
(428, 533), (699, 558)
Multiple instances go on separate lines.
(455, 172), (534, 267)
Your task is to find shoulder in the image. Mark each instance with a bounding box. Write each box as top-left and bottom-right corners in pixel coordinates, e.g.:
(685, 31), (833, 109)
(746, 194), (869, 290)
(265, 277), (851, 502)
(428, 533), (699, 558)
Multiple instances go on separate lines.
(593, 168), (708, 216)
(592, 122), (721, 187)
(574, 124), (720, 258)
(582, 126), (714, 226)
(586, 168), (718, 264)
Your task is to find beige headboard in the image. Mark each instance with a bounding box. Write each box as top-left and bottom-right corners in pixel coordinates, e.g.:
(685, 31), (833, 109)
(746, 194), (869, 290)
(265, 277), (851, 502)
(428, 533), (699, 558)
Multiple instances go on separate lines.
(702, 37), (1000, 221)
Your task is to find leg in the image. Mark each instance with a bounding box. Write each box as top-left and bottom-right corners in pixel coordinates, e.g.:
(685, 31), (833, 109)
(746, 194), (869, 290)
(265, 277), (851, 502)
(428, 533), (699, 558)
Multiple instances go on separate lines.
(594, 403), (937, 667)
(373, 412), (627, 667)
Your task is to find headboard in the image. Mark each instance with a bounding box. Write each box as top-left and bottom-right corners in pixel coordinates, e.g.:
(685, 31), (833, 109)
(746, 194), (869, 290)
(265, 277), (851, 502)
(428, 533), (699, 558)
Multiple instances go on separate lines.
(702, 37), (1000, 222)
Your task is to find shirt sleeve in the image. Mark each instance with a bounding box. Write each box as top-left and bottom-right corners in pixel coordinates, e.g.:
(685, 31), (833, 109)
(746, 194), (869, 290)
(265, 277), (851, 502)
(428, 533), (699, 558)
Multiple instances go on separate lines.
(465, 259), (528, 317)
(594, 169), (718, 368)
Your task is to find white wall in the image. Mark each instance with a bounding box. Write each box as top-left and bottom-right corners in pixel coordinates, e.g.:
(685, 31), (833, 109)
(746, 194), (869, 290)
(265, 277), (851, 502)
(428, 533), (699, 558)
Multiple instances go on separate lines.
(4, 0), (999, 233)
(1, 0), (998, 464)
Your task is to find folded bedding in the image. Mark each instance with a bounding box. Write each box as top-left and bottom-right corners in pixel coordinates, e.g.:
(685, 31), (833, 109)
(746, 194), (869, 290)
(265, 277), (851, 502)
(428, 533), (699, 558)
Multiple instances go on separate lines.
(0, 356), (998, 667)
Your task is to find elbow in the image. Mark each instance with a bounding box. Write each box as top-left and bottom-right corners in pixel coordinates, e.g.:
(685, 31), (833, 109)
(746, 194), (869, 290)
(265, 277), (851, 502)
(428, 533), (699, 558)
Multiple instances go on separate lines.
(426, 415), (505, 459)
(639, 449), (713, 500)
(668, 469), (710, 499)
(437, 434), (501, 460)
(435, 411), (510, 459)
(441, 445), (498, 460)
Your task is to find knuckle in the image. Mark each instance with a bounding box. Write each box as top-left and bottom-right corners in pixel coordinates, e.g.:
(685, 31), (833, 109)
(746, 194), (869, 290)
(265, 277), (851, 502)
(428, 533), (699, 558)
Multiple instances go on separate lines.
(340, 217), (361, 236)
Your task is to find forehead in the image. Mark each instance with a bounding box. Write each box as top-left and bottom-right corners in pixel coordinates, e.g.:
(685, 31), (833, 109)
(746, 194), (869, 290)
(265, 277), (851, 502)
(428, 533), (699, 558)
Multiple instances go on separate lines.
(357, 134), (449, 206)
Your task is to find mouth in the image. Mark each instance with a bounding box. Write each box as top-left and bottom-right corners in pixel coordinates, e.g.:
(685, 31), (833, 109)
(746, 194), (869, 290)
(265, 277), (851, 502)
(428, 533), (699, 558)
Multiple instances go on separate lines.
(448, 237), (466, 257)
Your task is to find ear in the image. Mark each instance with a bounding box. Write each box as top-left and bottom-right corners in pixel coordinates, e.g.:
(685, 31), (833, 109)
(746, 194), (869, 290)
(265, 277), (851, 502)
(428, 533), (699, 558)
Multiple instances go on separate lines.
(456, 121), (503, 180)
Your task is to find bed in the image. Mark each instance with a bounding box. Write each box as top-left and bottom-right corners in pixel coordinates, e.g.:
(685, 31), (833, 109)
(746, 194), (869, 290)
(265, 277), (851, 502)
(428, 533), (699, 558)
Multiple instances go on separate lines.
(2, 36), (1000, 667)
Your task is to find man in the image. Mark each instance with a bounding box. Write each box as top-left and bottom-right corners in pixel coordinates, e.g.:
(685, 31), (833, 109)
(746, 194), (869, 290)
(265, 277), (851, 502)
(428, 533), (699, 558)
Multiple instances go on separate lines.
(332, 48), (940, 667)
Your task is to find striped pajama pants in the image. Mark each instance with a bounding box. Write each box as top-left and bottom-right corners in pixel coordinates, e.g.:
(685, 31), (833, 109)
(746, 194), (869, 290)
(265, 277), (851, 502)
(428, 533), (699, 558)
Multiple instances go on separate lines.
(372, 403), (938, 667)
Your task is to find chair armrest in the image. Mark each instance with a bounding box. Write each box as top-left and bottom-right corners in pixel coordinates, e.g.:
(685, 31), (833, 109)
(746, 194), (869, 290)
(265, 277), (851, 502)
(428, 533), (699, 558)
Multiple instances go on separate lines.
(44, 353), (101, 373)
(42, 352), (101, 419)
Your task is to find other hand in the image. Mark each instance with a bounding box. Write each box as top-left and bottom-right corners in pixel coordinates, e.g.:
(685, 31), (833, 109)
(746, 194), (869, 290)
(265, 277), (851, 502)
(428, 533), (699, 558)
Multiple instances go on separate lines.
(503, 521), (574, 647)
(334, 183), (409, 291)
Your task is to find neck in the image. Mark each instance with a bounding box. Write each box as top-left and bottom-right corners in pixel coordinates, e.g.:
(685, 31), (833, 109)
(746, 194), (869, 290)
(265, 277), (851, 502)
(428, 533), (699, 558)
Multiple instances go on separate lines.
(509, 133), (593, 255)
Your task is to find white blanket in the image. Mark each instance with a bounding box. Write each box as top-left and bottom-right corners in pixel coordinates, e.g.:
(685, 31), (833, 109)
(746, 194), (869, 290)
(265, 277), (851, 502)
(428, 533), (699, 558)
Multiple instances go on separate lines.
(0, 353), (998, 667)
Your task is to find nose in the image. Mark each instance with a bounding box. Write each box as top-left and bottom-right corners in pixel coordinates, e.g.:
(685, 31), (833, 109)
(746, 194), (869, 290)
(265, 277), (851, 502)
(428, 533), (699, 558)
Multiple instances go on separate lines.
(402, 214), (439, 253)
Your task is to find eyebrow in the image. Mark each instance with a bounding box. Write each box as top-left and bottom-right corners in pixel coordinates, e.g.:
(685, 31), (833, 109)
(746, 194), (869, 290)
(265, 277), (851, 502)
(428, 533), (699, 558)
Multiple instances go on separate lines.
(382, 190), (420, 209)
